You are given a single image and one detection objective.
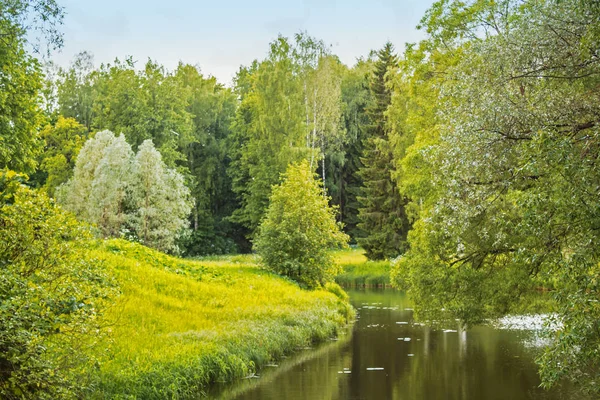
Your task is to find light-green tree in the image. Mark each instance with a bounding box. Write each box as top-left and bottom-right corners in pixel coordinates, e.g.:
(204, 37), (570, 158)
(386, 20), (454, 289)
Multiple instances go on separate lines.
(88, 133), (133, 238)
(35, 116), (88, 196)
(229, 36), (308, 235)
(57, 129), (120, 223)
(254, 160), (349, 288)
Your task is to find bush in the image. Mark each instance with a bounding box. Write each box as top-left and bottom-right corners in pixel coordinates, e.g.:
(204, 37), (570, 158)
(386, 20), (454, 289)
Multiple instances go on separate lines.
(254, 160), (349, 288)
(0, 171), (115, 399)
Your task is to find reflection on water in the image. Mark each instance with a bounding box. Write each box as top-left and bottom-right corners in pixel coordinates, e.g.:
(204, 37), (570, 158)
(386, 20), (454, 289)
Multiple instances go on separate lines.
(212, 289), (588, 400)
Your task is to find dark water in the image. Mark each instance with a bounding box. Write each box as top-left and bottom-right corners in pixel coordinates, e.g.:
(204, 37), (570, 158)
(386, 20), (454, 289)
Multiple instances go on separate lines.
(212, 289), (586, 400)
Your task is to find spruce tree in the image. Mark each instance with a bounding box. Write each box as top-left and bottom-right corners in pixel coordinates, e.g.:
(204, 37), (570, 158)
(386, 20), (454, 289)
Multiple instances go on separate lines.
(357, 42), (410, 260)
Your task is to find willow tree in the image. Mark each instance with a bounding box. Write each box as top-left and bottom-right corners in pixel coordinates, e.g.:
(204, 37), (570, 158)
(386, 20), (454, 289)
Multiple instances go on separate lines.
(131, 140), (192, 252)
(58, 132), (191, 252)
(392, 0), (600, 394)
(57, 129), (119, 222)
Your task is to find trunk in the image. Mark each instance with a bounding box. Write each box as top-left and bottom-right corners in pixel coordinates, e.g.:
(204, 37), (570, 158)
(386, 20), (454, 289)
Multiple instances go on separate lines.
(322, 152), (326, 197)
(310, 90), (317, 170)
(304, 80), (310, 149)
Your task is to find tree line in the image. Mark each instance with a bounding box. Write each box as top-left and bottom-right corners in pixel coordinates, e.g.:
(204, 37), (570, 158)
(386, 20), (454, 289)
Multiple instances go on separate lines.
(21, 32), (413, 258)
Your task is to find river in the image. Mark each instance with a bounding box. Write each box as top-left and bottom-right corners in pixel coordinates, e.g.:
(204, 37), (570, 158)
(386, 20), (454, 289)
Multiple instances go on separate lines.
(212, 289), (588, 400)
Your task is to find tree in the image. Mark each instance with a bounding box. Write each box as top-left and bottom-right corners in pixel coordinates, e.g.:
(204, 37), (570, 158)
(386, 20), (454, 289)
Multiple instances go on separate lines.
(357, 42), (410, 260)
(131, 139), (193, 253)
(0, 170), (114, 399)
(59, 131), (192, 252)
(392, 0), (600, 394)
(57, 129), (120, 223)
(174, 64), (241, 255)
(34, 116), (88, 196)
(229, 36), (308, 236)
(90, 58), (192, 166)
(87, 133), (133, 238)
(326, 58), (373, 240)
(56, 51), (96, 130)
(0, 12), (43, 173)
(254, 160), (349, 288)
(293, 32), (344, 190)
(0, 0), (65, 173)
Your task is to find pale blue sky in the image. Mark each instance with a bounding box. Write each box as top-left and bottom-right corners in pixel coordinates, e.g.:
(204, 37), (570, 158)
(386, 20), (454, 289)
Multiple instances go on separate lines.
(53, 0), (436, 85)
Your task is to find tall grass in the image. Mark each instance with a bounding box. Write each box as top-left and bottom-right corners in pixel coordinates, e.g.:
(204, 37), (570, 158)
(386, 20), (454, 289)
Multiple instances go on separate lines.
(332, 248), (392, 287)
(88, 240), (353, 399)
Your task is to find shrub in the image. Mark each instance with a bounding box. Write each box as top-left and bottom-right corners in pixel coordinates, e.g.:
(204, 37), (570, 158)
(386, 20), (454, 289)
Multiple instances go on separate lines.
(254, 160), (349, 288)
(0, 171), (115, 399)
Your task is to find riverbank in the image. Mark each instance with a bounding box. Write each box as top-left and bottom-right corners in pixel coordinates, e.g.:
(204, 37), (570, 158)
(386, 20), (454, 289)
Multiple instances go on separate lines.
(333, 248), (392, 287)
(89, 240), (353, 399)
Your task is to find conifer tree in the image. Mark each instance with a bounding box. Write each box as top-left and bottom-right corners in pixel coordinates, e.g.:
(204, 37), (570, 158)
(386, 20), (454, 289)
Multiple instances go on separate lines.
(357, 42), (410, 260)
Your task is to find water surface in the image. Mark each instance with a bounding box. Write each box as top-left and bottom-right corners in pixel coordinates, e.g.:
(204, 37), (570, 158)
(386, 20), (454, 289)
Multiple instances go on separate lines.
(213, 289), (585, 400)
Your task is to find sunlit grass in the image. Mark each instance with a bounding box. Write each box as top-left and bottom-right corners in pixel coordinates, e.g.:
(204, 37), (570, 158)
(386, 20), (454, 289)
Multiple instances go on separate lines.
(89, 240), (353, 399)
(331, 247), (368, 266)
(332, 248), (391, 287)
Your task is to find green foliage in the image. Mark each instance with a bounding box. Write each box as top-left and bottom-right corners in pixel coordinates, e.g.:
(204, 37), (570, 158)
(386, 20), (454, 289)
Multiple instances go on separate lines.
(90, 58), (193, 165)
(254, 160), (349, 288)
(357, 42), (410, 260)
(0, 14), (43, 173)
(88, 239), (353, 399)
(55, 52), (95, 129)
(0, 172), (114, 399)
(53, 57), (242, 255)
(0, 0), (66, 173)
(174, 64), (243, 255)
(329, 59), (373, 240)
(34, 116), (88, 196)
(392, 0), (600, 394)
(229, 36), (308, 235)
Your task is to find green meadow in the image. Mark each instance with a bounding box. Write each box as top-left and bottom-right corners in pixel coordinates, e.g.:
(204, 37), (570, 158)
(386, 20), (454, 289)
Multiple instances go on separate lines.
(89, 240), (354, 399)
(333, 248), (392, 287)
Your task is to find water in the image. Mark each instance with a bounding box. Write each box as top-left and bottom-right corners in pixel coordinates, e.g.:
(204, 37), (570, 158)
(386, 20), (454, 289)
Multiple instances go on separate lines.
(212, 289), (587, 400)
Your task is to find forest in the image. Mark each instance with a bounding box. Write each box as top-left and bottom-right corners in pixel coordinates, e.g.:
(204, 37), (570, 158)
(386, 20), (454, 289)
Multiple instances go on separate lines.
(1, 0), (599, 398)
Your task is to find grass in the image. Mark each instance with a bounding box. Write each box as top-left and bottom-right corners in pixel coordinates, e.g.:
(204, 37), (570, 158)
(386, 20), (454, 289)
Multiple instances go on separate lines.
(88, 240), (353, 399)
(332, 248), (392, 287)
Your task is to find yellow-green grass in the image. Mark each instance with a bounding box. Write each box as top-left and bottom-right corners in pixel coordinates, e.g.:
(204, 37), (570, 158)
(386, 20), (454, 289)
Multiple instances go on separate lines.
(90, 240), (353, 399)
(333, 248), (392, 287)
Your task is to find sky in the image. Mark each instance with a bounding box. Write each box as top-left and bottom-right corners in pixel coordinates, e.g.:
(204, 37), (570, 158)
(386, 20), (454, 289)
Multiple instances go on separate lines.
(52, 0), (436, 86)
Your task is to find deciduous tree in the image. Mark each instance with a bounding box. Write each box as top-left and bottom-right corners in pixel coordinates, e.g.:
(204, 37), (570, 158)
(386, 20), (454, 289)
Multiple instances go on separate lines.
(254, 160), (349, 288)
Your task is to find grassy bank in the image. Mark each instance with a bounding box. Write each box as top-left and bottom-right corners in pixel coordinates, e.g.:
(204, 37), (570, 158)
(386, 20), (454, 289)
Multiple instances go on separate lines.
(89, 240), (353, 399)
(333, 248), (392, 287)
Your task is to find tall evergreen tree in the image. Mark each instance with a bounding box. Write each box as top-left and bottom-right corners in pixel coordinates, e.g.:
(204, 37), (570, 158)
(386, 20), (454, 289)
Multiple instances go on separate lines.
(357, 42), (410, 260)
